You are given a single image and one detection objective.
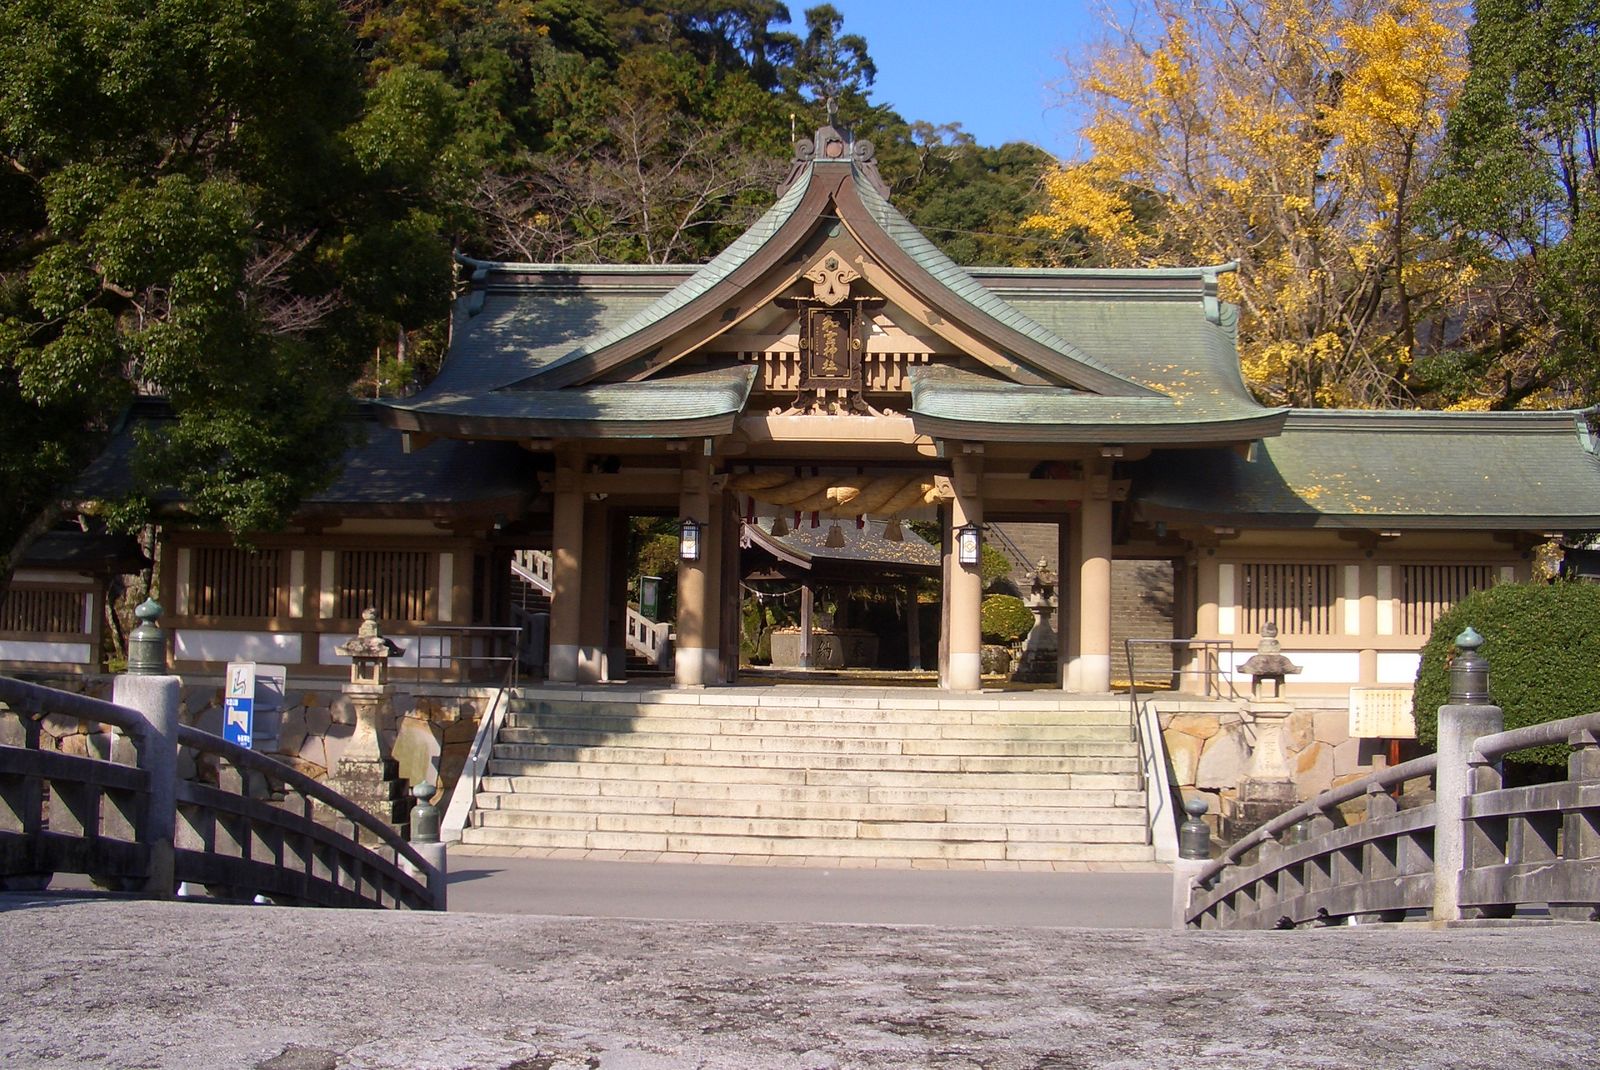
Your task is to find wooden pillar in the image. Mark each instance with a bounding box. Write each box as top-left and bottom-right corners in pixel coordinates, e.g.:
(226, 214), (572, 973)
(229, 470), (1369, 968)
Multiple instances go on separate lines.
(548, 451), (585, 683)
(938, 505), (951, 686)
(947, 453), (984, 691)
(1060, 514), (1081, 690)
(1194, 549), (1220, 696)
(606, 512), (630, 681)
(904, 588), (922, 671)
(577, 499), (609, 683)
(799, 584), (814, 668)
(675, 457), (711, 687)
(1075, 488), (1113, 693)
(1358, 559), (1379, 686)
(719, 491), (741, 683)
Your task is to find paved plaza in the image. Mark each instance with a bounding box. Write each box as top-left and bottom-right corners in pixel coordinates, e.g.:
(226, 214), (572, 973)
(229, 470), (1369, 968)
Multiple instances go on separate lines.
(2, 887), (1595, 1069)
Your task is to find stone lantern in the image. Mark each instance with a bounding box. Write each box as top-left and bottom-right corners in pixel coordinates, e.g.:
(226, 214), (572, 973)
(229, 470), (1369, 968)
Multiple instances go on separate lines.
(1237, 621), (1300, 700)
(1221, 622), (1303, 839)
(328, 609), (408, 831)
(335, 608), (405, 686)
(1011, 559), (1060, 683)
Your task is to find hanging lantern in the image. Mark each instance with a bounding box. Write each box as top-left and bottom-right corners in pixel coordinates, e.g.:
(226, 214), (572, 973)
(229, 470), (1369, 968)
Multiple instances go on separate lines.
(956, 522), (982, 566)
(825, 521), (846, 548)
(882, 517), (904, 542)
(770, 513), (790, 537)
(679, 518), (702, 561)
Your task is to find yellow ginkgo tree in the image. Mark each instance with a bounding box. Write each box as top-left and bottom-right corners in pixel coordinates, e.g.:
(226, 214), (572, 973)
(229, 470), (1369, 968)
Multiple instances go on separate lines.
(1029, 0), (1469, 408)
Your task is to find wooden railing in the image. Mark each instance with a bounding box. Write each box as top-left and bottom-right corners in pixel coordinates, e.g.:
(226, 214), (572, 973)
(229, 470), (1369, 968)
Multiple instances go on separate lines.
(0, 675), (442, 909)
(626, 604), (672, 668)
(1185, 712), (1600, 929)
(511, 548), (553, 595)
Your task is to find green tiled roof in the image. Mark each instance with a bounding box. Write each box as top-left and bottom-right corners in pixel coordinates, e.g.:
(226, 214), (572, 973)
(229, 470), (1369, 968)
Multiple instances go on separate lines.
(851, 180), (1151, 394)
(1132, 410), (1600, 529)
(387, 368), (757, 438)
(909, 366), (1284, 442)
(503, 170), (815, 387)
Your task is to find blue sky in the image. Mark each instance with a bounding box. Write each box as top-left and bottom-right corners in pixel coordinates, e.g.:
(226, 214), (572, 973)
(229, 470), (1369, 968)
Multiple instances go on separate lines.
(782, 1), (1103, 156)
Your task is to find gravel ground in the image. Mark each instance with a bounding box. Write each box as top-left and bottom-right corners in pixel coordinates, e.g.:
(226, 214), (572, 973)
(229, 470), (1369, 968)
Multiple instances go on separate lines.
(1, 895), (1596, 1070)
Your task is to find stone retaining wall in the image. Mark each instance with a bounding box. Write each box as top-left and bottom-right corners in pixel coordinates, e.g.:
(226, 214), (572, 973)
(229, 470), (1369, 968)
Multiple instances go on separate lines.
(1159, 700), (1389, 832)
(12, 675), (486, 805)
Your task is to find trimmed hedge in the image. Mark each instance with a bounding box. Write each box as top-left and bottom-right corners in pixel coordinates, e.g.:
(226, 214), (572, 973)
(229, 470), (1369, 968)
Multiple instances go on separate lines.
(1414, 581), (1600, 769)
(981, 594), (1034, 644)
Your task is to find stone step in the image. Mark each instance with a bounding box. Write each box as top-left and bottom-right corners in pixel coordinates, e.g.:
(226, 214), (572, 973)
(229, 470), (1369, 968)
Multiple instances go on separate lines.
(477, 775), (1143, 810)
(472, 790), (1144, 828)
(457, 825), (1157, 862)
(510, 698), (1132, 727)
(489, 744), (1140, 775)
(483, 760), (1141, 792)
(472, 809), (1152, 845)
(505, 712), (1133, 742)
(496, 727), (1136, 758)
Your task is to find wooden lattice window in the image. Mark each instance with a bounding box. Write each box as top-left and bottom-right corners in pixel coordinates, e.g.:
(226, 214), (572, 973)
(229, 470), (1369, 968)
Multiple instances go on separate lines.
(1239, 563), (1339, 635)
(190, 548), (282, 618)
(0, 588), (88, 634)
(1401, 565), (1498, 637)
(336, 550), (430, 621)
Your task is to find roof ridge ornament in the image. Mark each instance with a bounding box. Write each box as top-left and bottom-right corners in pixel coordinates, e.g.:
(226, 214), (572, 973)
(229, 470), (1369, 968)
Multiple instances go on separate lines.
(777, 115), (890, 198)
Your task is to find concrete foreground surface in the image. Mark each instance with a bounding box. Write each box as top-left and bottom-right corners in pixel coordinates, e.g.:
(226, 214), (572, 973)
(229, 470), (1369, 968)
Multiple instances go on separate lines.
(3, 896), (1597, 1070)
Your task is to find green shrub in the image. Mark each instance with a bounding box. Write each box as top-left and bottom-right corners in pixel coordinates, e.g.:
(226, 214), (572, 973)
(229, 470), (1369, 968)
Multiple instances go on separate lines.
(1414, 581), (1600, 769)
(980, 594), (1034, 643)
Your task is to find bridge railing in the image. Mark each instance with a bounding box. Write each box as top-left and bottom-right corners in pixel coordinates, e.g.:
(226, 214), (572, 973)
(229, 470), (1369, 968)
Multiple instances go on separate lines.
(0, 674), (442, 910)
(1185, 713), (1600, 929)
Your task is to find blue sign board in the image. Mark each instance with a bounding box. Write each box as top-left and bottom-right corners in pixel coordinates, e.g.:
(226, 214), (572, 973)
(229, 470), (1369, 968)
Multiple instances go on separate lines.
(223, 695), (254, 749)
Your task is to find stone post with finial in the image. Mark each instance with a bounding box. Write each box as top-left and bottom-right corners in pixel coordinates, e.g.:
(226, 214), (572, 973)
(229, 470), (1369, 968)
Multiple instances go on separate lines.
(114, 598), (180, 897)
(1431, 626), (1502, 924)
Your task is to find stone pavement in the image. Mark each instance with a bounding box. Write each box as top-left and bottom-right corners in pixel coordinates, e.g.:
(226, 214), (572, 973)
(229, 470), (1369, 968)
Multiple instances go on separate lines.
(446, 846), (1172, 927)
(3, 894), (1596, 1070)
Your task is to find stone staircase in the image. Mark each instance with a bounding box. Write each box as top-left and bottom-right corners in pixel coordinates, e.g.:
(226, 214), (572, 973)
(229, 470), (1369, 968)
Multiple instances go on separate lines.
(461, 689), (1154, 864)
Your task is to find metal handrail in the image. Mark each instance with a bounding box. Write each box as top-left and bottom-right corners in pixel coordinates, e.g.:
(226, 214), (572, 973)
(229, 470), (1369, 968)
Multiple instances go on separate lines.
(412, 623), (522, 689)
(441, 686), (511, 843)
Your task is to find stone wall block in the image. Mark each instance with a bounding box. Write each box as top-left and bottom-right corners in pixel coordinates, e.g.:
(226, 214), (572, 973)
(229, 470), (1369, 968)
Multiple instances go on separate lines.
(0, 716), (25, 748)
(329, 696), (356, 726)
(1293, 741), (1334, 795)
(1332, 737), (1363, 776)
(303, 705), (332, 738)
(41, 713), (86, 740)
(1166, 714), (1220, 740)
(297, 734), (329, 777)
(1164, 730), (1204, 786)
(192, 705), (224, 738)
(276, 708), (309, 760)
(1195, 725), (1251, 791)
(1313, 710), (1351, 748)
(1285, 711), (1315, 752)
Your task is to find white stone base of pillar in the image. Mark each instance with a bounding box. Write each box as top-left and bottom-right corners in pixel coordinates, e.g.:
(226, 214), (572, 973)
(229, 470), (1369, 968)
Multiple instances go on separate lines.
(1075, 654), (1112, 693)
(577, 645), (604, 683)
(948, 651), (981, 692)
(548, 644), (580, 682)
(675, 645), (708, 687)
